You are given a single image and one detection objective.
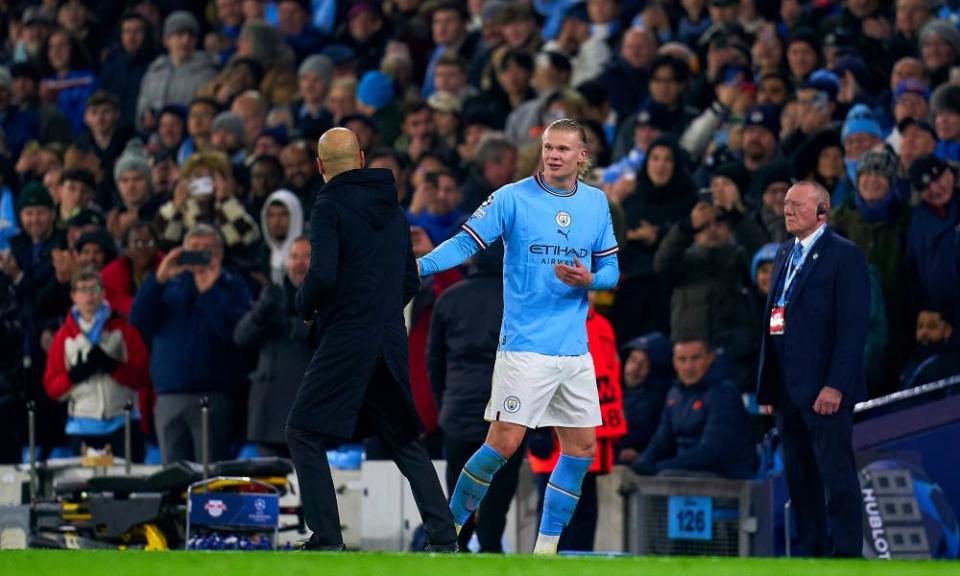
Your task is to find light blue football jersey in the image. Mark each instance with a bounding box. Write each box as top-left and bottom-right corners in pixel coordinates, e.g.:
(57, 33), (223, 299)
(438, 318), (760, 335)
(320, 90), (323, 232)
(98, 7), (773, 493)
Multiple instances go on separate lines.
(459, 173), (619, 356)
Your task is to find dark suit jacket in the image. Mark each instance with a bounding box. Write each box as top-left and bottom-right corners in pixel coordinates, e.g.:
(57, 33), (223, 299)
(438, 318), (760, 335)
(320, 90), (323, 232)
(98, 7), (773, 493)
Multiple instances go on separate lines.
(291, 168), (421, 440)
(756, 227), (870, 410)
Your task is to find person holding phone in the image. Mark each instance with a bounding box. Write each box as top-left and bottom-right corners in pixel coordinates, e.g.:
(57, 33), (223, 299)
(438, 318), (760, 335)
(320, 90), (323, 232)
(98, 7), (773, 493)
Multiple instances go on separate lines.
(130, 223), (251, 464)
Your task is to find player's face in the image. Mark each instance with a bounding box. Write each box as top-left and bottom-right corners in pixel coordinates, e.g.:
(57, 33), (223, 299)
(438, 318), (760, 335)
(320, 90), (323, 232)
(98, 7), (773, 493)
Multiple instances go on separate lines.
(541, 129), (587, 182)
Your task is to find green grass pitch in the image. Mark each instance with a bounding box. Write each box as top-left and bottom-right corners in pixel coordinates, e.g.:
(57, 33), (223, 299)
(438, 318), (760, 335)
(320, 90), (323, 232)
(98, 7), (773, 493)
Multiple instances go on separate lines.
(1, 550), (956, 576)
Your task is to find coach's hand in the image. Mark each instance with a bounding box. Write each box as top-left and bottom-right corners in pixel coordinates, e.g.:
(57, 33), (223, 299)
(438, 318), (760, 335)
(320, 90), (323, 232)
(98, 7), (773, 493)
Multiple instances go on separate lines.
(554, 257), (594, 288)
(813, 386), (842, 415)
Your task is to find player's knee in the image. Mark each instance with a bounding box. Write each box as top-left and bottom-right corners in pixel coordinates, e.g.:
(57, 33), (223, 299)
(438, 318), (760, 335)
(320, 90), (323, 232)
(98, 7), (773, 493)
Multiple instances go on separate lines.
(485, 437), (520, 459)
(485, 426), (525, 459)
(561, 438), (596, 459)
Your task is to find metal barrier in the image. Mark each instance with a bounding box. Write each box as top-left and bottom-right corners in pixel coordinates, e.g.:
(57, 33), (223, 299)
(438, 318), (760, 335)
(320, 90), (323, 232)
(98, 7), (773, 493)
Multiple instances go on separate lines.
(621, 472), (774, 557)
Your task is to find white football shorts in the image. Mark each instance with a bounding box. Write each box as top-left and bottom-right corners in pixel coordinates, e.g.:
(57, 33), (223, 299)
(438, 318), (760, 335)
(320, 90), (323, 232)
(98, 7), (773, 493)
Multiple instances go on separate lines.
(483, 351), (602, 428)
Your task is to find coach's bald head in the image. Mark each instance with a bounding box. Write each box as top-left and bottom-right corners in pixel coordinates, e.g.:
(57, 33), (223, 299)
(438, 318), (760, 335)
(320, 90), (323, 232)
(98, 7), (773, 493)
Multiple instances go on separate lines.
(317, 127), (365, 182)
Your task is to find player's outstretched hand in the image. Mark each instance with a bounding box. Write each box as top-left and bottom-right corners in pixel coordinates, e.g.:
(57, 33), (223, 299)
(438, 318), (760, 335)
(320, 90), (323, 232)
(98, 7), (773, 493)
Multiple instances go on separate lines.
(554, 257), (594, 288)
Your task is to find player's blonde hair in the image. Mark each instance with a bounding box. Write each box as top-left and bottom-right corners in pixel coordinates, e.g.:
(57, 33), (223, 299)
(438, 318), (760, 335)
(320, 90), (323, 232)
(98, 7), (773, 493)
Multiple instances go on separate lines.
(543, 118), (592, 180)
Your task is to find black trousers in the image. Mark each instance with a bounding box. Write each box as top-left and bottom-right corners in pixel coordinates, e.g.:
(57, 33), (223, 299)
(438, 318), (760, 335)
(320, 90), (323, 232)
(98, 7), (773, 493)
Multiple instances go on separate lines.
(777, 394), (862, 557)
(444, 435), (523, 553)
(286, 359), (456, 548)
(534, 472), (599, 551)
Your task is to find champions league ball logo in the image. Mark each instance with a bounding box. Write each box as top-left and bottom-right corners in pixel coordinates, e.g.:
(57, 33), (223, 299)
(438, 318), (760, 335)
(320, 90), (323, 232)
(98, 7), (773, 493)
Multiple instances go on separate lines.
(859, 457), (959, 560)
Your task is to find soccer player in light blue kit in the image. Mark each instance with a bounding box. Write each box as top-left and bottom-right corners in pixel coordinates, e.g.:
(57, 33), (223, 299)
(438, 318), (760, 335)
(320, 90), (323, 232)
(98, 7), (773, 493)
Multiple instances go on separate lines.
(418, 119), (620, 554)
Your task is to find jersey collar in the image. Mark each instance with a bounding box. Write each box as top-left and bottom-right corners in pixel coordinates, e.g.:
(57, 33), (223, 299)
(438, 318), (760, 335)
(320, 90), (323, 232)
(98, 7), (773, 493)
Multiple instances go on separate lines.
(534, 172), (578, 197)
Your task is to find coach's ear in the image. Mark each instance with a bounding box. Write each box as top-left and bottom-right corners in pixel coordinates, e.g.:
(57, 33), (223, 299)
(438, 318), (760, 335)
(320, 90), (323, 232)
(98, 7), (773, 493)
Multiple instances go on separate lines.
(359, 150), (365, 169)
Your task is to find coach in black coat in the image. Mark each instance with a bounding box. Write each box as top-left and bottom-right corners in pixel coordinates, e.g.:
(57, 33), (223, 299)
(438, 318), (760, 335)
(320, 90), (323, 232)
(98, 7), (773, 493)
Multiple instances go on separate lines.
(757, 182), (870, 558)
(286, 128), (457, 551)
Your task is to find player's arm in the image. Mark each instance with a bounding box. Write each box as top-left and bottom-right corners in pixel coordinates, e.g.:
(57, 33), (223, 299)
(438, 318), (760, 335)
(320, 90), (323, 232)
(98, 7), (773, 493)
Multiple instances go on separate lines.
(591, 200), (620, 289)
(417, 229), (481, 277)
(418, 189), (511, 276)
(590, 252), (619, 290)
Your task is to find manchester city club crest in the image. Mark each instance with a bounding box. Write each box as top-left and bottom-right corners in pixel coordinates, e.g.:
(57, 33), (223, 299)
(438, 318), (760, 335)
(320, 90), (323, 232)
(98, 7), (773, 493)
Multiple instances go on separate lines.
(556, 211), (571, 228)
(504, 396), (521, 413)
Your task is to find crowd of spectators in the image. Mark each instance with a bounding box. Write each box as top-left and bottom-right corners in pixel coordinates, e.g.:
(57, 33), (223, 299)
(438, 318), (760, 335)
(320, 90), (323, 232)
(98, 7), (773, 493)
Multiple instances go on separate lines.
(0, 0), (958, 475)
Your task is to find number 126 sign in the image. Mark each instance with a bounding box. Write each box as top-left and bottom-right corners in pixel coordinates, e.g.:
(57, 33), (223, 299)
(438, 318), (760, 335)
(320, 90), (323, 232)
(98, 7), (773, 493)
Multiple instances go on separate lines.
(667, 496), (713, 541)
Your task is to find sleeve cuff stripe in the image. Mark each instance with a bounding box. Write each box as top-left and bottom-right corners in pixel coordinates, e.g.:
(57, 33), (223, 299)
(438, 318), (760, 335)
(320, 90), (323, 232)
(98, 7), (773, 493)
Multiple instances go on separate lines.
(461, 224), (487, 250)
(594, 246), (619, 257)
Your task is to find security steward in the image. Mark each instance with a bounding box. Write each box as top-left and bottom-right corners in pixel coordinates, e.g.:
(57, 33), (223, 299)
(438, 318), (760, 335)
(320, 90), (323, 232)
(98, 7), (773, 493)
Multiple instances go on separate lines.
(757, 181), (870, 558)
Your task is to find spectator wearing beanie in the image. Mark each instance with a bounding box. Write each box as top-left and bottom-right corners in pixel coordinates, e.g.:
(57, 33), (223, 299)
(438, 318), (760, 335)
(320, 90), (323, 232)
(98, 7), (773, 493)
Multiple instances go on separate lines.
(74, 229), (119, 271)
(709, 161), (768, 255)
(885, 79), (931, 152)
(793, 128), (854, 205)
(109, 147), (163, 244)
(786, 28), (821, 85)
(833, 148), (911, 394)
(780, 69), (841, 158)
(356, 70), (401, 146)
(750, 160), (793, 244)
(919, 20), (960, 87)
(55, 169), (98, 231)
(906, 155), (960, 327)
(7, 182), (61, 295)
(136, 11), (217, 132)
(841, 103), (884, 186)
(210, 112), (247, 165)
(931, 83), (960, 162)
(335, 1), (392, 74)
(291, 55), (335, 143)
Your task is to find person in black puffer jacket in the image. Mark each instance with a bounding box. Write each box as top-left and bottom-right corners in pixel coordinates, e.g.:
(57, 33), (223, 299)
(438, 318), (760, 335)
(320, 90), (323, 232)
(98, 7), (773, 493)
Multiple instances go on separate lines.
(633, 339), (757, 480)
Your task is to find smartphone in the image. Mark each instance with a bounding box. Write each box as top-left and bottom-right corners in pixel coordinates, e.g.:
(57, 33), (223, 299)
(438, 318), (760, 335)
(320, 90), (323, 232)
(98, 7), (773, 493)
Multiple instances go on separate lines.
(698, 187), (713, 203)
(188, 176), (214, 197)
(177, 250), (212, 267)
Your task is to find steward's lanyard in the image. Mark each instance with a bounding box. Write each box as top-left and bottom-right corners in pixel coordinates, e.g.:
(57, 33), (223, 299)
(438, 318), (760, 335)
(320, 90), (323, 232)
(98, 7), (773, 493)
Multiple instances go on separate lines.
(777, 226), (825, 307)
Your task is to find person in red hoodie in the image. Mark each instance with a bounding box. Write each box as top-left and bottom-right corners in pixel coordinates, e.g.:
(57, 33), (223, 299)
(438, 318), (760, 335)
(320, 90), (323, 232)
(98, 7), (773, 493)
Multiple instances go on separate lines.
(526, 293), (626, 551)
(101, 220), (164, 317)
(43, 268), (149, 457)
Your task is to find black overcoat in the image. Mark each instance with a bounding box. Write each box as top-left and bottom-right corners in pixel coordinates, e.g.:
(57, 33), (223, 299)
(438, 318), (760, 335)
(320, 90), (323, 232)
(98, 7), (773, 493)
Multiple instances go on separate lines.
(290, 168), (421, 440)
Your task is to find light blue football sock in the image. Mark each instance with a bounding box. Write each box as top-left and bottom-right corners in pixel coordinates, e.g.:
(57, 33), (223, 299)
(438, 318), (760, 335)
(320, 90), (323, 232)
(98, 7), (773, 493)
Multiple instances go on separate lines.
(448, 443), (507, 527)
(538, 453), (593, 536)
